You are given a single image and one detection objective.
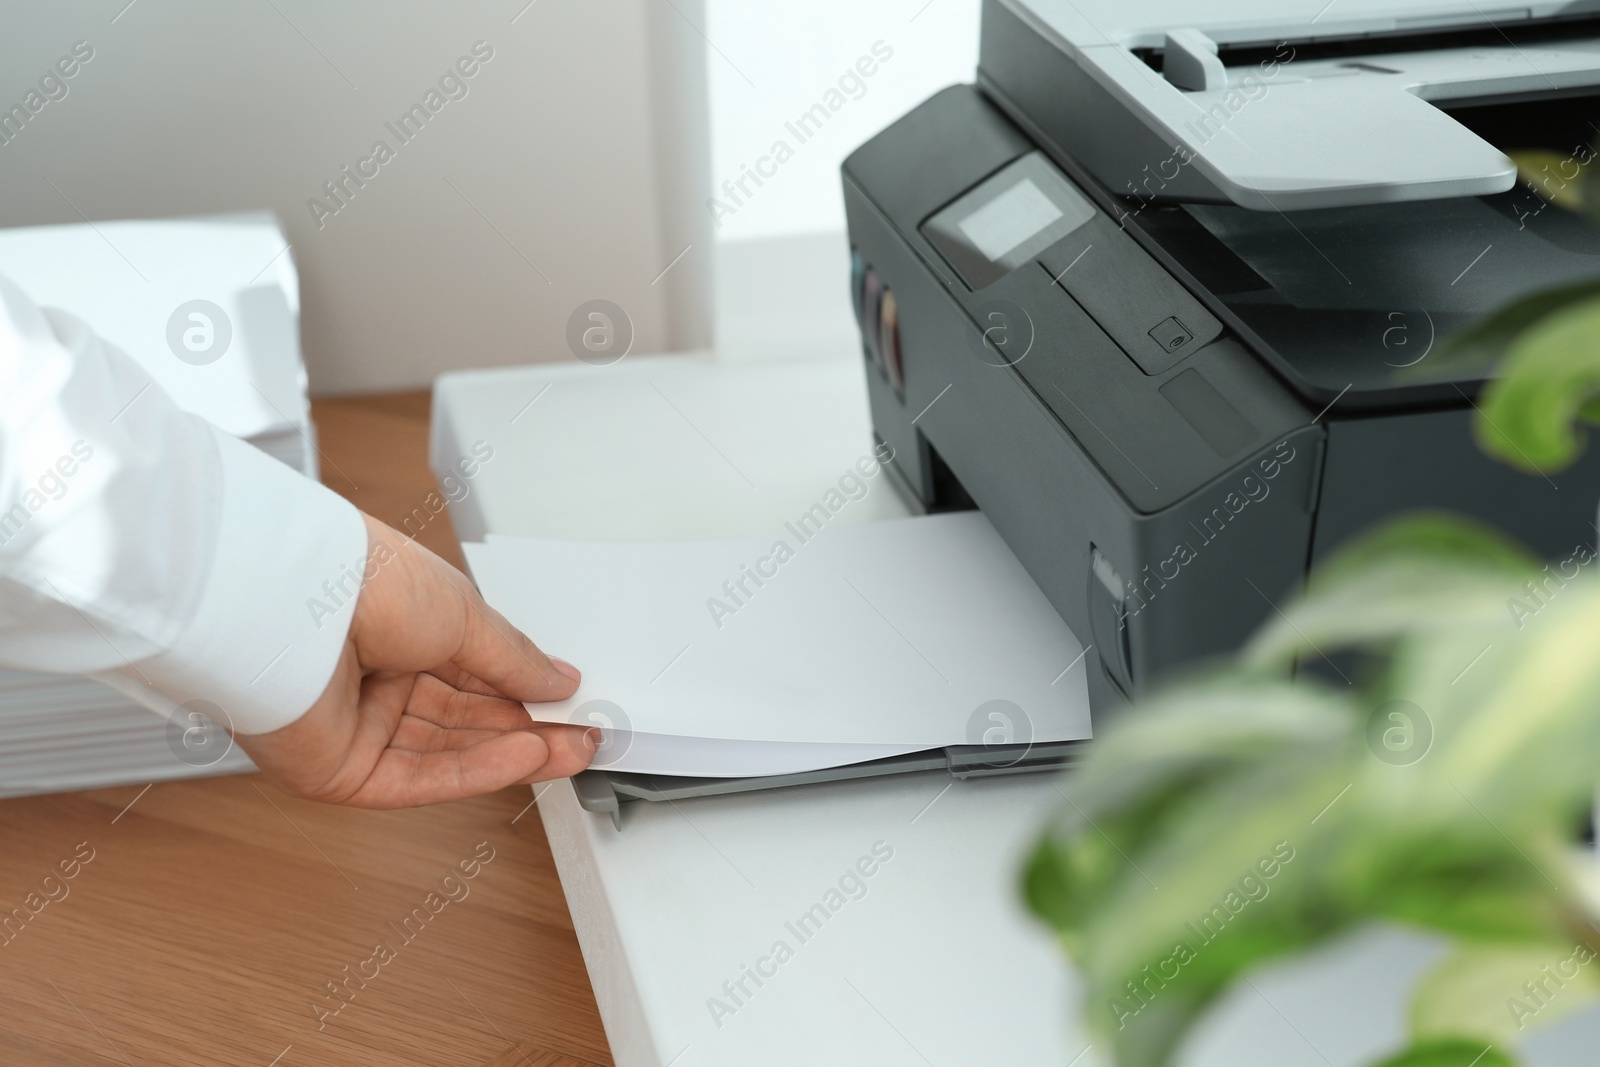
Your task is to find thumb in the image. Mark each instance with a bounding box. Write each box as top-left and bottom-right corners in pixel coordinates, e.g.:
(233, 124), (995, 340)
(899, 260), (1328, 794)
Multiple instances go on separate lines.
(448, 583), (581, 704)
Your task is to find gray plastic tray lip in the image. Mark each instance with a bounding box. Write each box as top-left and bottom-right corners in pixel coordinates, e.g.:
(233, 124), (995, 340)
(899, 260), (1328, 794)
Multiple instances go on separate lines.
(571, 741), (1088, 829)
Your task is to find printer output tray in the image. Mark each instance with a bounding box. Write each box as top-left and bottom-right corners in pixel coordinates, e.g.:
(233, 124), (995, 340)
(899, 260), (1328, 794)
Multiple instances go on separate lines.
(573, 741), (1086, 828)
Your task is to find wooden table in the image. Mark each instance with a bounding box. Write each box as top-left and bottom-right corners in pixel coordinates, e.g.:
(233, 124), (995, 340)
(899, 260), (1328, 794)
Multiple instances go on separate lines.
(0, 393), (611, 1067)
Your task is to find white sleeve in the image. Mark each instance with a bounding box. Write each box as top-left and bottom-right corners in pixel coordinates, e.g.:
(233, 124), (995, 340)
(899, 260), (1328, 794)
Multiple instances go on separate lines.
(0, 273), (369, 735)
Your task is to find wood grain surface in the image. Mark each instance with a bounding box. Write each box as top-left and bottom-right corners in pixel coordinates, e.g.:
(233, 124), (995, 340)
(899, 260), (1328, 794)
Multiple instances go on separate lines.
(0, 392), (610, 1067)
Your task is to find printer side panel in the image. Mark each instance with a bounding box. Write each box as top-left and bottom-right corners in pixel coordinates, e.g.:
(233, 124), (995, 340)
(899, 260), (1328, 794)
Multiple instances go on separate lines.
(839, 85), (1040, 512)
(844, 173), (1139, 712)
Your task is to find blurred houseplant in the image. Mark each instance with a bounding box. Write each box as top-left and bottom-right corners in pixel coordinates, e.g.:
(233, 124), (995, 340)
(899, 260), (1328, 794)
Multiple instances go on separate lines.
(1025, 155), (1600, 1067)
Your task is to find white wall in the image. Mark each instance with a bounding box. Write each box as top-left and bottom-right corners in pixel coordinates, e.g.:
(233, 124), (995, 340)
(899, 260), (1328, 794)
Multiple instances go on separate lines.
(0, 0), (712, 394)
(703, 0), (981, 242)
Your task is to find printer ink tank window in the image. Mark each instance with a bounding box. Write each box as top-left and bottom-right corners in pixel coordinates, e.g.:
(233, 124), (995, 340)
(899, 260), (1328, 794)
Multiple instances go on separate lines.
(922, 152), (1095, 290)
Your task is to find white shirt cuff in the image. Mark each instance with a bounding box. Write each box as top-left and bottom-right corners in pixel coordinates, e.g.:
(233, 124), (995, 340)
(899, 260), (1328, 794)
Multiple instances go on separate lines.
(100, 425), (368, 735)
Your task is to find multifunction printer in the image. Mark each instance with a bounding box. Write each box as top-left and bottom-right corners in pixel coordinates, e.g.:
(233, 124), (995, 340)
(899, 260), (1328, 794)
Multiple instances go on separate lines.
(845, 0), (1600, 713)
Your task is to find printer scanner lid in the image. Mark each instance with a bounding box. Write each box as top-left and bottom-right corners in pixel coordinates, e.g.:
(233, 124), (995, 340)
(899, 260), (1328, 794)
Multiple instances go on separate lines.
(1004, 0), (1600, 209)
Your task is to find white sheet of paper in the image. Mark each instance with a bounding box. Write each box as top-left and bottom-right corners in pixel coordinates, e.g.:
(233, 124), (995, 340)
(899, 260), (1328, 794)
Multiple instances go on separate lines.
(464, 511), (1092, 757)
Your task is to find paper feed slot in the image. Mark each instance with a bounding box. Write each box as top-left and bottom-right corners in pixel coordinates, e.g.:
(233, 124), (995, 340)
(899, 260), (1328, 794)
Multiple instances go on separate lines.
(572, 741), (1087, 829)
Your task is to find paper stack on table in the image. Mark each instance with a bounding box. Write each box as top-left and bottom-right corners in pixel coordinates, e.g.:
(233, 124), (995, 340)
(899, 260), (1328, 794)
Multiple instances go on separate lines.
(0, 213), (313, 797)
(0, 211), (317, 475)
(464, 511), (1093, 778)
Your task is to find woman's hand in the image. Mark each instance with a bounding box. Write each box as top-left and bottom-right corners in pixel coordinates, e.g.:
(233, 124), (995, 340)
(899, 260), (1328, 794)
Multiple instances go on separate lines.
(234, 514), (593, 807)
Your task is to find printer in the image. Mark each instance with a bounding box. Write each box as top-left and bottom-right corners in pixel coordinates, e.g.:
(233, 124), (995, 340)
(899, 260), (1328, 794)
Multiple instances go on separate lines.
(844, 0), (1600, 714)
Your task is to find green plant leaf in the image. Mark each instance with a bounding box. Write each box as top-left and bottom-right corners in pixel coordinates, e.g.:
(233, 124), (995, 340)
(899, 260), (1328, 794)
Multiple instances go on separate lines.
(1423, 584), (1600, 817)
(1508, 149), (1588, 212)
(1367, 1037), (1516, 1067)
(1244, 515), (1535, 671)
(1042, 677), (1351, 825)
(1028, 508), (1600, 1067)
(1410, 943), (1600, 1048)
(1307, 514), (1540, 590)
(1474, 293), (1600, 472)
(1025, 679), (1351, 936)
(1026, 681), (1360, 1067)
(1429, 279), (1600, 369)
(1425, 279), (1600, 377)
(1351, 829), (1567, 944)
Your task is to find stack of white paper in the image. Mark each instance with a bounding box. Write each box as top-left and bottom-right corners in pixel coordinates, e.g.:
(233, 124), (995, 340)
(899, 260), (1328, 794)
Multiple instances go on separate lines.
(0, 211), (317, 475)
(464, 512), (1093, 778)
(0, 671), (254, 797)
(0, 213), (311, 797)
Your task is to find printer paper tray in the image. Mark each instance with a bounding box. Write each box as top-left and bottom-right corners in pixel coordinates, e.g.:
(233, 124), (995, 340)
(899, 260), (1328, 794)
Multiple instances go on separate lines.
(572, 741), (1087, 829)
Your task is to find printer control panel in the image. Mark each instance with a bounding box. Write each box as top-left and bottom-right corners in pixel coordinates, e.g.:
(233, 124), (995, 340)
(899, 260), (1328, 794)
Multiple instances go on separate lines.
(1036, 214), (1225, 377)
(920, 152), (1095, 290)
(917, 148), (1230, 378)
(842, 84), (1311, 517)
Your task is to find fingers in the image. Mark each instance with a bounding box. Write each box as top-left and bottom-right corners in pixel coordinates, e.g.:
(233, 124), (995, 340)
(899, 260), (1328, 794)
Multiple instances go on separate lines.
(348, 514), (580, 706)
(516, 724), (596, 781)
(446, 583), (582, 705)
(391, 716), (505, 753)
(426, 661), (515, 699)
(241, 657), (598, 808)
(392, 716), (596, 772)
(340, 727), (594, 808)
(407, 672), (537, 732)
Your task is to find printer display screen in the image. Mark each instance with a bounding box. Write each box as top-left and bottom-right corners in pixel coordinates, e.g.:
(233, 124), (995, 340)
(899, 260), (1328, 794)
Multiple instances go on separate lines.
(923, 153), (1096, 289)
(956, 179), (1064, 261)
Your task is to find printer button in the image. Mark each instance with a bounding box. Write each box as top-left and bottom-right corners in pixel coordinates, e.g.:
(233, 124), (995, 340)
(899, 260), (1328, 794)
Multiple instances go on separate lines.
(1148, 316), (1193, 354)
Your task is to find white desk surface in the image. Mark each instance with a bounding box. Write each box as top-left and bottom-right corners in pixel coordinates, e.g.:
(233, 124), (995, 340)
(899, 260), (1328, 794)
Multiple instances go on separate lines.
(432, 352), (1597, 1067)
